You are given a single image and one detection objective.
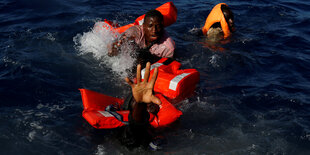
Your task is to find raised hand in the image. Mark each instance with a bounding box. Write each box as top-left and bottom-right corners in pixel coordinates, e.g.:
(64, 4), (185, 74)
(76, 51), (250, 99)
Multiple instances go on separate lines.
(125, 62), (161, 105)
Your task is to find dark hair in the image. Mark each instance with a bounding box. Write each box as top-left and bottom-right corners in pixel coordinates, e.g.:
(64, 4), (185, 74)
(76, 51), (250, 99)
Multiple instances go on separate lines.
(144, 10), (164, 22)
(221, 5), (234, 22)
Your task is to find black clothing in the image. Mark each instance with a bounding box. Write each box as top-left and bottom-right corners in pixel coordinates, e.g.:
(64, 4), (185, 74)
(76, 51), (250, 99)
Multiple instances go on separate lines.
(118, 94), (153, 149)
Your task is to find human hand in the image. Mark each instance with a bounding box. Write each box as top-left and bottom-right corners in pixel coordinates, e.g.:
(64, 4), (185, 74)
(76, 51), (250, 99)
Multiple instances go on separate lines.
(108, 40), (121, 56)
(125, 62), (161, 105)
(108, 35), (137, 57)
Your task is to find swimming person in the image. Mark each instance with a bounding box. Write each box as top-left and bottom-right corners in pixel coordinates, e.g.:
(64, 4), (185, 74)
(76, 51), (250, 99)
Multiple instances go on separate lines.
(189, 3), (234, 41)
(108, 10), (175, 65)
(202, 3), (234, 41)
(118, 62), (163, 150)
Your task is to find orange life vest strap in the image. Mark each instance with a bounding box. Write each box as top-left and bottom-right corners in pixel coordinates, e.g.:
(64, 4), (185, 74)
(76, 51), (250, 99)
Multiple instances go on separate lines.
(149, 94), (182, 128)
(95, 2), (177, 34)
(202, 3), (231, 38)
(117, 2), (177, 33)
(80, 89), (182, 129)
(134, 1), (177, 27)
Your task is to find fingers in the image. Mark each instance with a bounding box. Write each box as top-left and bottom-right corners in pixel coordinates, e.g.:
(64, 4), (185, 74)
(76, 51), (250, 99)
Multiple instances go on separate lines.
(149, 67), (158, 88)
(125, 77), (133, 86)
(136, 64), (141, 83)
(151, 95), (161, 105)
(143, 62), (151, 82)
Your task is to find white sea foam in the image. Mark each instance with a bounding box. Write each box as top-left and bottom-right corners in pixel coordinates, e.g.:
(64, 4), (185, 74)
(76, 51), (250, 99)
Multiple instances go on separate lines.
(95, 145), (107, 155)
(188, 27), (202, 35)
(27, 131), (36, 142)
(210, 54), (220, 68)
(46, 32), (55, 41)
(30, 122), (43, 130)
(74, 21), (136, 79)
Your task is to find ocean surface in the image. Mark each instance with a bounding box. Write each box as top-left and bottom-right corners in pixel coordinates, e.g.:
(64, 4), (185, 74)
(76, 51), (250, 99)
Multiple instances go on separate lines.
(1, 0), (310, 154)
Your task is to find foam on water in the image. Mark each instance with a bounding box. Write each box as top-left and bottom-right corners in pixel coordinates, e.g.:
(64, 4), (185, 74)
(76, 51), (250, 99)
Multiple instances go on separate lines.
(95, 145), (107, 155)
(1, 0), (310, 154)
(74, 21), (136, 79)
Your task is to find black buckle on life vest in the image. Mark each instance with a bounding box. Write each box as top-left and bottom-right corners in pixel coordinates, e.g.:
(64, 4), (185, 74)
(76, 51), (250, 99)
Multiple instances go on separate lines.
(162, 58), (175, 66)
(105, 104), (129, 125)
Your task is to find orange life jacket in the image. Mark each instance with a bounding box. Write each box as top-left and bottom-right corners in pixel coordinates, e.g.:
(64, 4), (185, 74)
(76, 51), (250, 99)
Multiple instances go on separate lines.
(141, 58), (200, 101)
(133, 1), (178, 28)
(202, 3), (231, 39)
(96, 2), (177, 34)
(79, 58), (200, 129)
(79, 89), (182, 129)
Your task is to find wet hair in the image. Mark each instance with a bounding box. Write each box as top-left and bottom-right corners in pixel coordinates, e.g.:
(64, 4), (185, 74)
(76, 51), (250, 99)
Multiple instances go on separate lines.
(144, 10), (164, 23)
(221, 5), (234, 24)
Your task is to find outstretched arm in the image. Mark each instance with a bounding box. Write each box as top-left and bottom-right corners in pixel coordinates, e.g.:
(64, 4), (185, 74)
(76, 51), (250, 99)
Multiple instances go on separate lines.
(108, 33), (136, 57)
(108, 35), (126, 57)
(125, 62), (161, 123)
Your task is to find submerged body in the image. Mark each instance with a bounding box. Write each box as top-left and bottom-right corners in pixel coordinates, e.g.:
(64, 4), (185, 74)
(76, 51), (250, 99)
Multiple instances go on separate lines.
(202, 3), (234, 40)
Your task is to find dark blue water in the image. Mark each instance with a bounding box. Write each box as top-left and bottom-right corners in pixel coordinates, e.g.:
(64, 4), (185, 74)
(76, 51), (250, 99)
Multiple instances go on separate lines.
(1, 0), (310, 154)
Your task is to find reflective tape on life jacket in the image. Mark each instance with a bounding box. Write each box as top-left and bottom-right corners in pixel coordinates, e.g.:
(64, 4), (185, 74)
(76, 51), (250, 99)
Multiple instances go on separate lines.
(95, 2), (177, 34)
(79, 89), (182, 129)
(98, 111), (114, 117)
(141, 62), (164, 79)
(202, 3), (231, 38)
(141, 58), (200, 100)
(169, 73), (190, 91)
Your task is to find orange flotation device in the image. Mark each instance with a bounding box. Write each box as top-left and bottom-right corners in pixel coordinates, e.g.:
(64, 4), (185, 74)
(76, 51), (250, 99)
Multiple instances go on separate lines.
(79, 59), (200, 129)
(202, 3), (231, 38)
(141, 58), (200, 101)
(95, 2), (177, 34)
(79, 89), (182, 129)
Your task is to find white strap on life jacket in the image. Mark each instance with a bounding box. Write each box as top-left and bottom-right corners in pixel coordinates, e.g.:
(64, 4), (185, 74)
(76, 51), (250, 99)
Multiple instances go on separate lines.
(138, 19), (144, 25)
(98, 111), (114, 117)
(169, 73), (190, 91)
(141, 63), (163, 79)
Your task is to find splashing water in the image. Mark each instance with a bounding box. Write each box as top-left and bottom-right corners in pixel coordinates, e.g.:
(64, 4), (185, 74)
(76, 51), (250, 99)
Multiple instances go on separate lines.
(73, 21), (136, 79)
(95, 145), (106, 155)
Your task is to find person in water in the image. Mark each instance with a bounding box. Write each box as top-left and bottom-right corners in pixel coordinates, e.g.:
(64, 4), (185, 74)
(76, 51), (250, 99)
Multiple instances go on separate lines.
(118, 62), (163, 149)
(108, 10), (175, 65)
(200, 3), (234, 41)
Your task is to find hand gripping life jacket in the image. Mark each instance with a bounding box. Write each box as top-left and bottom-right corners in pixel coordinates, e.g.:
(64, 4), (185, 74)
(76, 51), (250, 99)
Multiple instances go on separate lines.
(202, 3), (231, 39)
(79, 89), (182, 129)
(95, 2), (177, 34)
(141, 58), (200, 101)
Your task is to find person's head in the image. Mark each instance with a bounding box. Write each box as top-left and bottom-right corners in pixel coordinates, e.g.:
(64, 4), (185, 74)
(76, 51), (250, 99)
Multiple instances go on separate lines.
(143, 10), (164, 44)
(221, 4), (234, 31)
(202, 3), (234, 38)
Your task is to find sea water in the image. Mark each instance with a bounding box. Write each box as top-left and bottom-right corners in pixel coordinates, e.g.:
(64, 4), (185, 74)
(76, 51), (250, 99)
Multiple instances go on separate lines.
(0, 0), (310, 154)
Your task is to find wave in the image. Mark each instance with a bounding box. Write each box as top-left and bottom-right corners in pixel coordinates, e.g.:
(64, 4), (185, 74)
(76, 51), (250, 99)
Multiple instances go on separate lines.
(73, 21), (136, 79)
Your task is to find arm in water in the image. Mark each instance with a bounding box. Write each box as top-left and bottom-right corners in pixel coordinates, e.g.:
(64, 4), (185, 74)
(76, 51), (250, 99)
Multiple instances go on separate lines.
(108, 35), (136, 57)
(125, 62), (161, 123)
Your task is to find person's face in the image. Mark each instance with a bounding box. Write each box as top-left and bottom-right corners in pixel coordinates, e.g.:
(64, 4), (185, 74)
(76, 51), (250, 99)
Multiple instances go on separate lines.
(143, 16), (164, 44)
